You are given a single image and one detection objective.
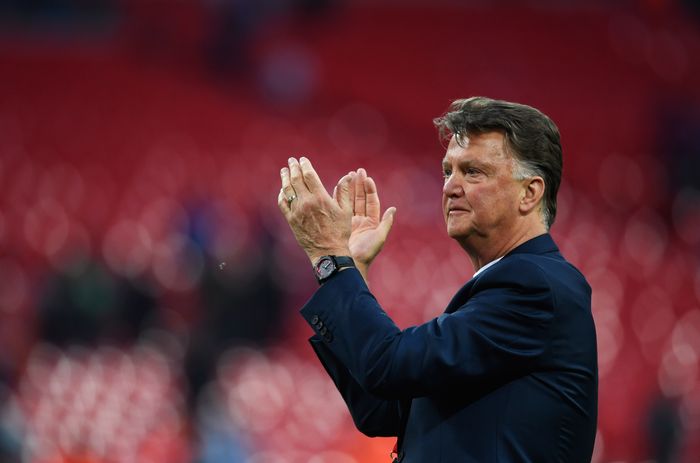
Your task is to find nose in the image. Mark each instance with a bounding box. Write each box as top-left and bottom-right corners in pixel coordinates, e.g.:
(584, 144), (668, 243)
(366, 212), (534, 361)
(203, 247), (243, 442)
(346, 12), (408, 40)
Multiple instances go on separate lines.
(442, 174), (463, 198)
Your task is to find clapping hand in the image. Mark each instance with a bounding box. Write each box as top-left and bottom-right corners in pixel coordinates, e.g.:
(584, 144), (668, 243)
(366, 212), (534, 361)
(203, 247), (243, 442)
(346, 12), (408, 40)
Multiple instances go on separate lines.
(278, 157), (395, 285)
(340, 168), (396, 280)
(278, 157), (353, 265)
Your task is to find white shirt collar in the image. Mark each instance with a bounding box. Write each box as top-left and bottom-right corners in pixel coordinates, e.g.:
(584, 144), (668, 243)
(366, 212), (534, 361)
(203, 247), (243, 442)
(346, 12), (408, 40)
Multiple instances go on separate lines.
(472, 256), (504, 278)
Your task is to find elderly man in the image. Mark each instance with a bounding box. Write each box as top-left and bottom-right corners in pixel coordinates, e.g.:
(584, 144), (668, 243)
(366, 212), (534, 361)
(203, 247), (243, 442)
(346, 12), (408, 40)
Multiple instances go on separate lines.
(278, 97), (597, 462)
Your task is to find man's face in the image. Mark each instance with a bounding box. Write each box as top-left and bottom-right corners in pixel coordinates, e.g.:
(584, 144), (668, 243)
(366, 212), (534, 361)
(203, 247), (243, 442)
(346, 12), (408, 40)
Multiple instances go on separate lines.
(441, 132), (524, 244)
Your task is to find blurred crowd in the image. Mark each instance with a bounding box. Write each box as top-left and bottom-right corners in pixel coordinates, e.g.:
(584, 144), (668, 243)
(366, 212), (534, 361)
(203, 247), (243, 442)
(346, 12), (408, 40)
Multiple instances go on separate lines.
(1, 1), (700, 462)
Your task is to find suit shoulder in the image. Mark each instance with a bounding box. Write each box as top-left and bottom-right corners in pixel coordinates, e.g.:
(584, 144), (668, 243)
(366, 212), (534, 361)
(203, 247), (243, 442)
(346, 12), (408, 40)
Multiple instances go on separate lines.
(474, 253), (590, 295)
(475, 254), (552, 290)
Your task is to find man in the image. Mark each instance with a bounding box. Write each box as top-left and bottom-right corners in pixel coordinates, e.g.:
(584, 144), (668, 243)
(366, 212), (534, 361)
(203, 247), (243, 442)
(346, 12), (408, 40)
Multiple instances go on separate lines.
(277, 97), (597, 462)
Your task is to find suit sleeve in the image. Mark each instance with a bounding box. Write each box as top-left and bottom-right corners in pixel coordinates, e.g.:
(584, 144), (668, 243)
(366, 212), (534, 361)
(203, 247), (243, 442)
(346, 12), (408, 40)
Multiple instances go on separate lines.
(300, 257), (555, 399)
(308, 336), (401, 437)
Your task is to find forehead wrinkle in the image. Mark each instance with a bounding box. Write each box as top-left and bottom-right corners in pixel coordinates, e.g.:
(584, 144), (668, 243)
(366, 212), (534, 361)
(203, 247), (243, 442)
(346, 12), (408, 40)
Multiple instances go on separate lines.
(442, 134), (510, 171)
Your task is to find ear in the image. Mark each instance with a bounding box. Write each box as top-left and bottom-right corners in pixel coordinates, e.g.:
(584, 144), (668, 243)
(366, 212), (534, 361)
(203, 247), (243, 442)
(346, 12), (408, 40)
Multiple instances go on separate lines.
(519, 176), (545, 215)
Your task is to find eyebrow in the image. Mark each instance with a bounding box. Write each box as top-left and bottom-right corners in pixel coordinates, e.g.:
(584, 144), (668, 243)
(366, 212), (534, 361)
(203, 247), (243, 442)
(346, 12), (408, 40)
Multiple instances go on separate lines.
(441, 158), (495, 172)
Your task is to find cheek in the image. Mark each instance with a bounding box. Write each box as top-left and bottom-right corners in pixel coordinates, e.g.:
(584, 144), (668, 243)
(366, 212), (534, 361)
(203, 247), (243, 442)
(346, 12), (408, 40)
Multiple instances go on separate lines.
(463, 187), (486, 208)
(467, 185), (505, 214)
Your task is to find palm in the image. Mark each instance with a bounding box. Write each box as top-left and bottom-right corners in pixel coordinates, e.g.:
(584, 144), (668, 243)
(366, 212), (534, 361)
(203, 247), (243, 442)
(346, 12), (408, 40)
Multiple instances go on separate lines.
(341, 169), (394, 266)
(350, 213), (384, 265)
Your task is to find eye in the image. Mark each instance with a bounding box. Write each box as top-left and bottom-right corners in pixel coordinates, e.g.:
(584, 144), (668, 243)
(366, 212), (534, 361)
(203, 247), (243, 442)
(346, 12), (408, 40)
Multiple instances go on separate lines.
(442, 168), (452, 179)
(466, 167), (481, 176)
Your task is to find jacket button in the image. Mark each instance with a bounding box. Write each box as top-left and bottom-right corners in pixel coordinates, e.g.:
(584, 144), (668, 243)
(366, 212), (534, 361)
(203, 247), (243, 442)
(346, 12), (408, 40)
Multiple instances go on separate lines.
(324, 333), (333, 342)
(319, 326), (328, 336)
(315, 321), (324, 329)
(311, 315), (319, 325)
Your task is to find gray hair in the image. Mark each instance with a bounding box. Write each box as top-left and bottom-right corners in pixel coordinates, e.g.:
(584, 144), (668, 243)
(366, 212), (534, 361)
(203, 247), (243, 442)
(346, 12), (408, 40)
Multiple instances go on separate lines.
(433, 96), (563, 229)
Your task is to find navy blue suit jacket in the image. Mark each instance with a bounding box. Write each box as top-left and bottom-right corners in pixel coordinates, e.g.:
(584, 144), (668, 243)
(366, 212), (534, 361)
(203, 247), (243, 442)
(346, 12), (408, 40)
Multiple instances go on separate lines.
(301, 234), (597, 462)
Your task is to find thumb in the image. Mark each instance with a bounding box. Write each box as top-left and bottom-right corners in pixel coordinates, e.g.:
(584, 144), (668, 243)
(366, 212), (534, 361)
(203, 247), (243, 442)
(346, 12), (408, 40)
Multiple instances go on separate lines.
(378, 207), (396, 239)
(336, 174), (355, 211)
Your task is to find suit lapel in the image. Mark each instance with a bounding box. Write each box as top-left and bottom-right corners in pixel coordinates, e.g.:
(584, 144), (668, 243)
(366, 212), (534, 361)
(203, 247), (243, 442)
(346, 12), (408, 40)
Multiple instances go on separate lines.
(443, 277), (478, 314)
(443, 234), (560, 314)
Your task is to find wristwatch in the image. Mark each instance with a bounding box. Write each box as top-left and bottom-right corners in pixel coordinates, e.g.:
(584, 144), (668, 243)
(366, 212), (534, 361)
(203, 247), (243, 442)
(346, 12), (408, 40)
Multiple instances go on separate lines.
(313, 255), (355, 285)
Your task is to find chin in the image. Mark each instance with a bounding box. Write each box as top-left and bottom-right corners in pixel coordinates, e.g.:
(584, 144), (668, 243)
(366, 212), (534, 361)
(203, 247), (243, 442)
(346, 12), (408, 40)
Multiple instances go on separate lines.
(446, 226), (470, 240)
(446, 217), (479, 241)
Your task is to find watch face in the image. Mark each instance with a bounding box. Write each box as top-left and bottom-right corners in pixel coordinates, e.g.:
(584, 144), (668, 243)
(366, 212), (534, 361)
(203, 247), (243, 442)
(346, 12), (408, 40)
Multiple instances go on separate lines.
(315, 256), (337, 280)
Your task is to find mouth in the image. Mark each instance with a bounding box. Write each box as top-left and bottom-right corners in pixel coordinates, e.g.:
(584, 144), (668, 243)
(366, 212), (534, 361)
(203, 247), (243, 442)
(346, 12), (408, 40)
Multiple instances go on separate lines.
(447, 208), (470, 219)
(447, 205), (470, 214)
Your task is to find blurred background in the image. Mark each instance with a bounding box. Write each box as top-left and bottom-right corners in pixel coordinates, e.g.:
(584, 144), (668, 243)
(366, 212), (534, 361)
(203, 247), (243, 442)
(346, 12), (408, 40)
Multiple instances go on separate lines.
(0, 0), (699, 462)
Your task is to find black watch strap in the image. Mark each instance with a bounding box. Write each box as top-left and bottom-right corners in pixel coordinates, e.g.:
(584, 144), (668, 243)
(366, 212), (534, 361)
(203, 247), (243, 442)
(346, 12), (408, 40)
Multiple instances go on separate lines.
(313, 255), (355, 285)
(333, 256), (355, 268)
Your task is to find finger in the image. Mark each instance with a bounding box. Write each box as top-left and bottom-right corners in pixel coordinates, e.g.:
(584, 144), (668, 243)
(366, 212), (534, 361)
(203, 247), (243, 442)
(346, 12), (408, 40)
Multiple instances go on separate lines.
(277, 188), (291, 219)
(349, 172), (356, 209)
(288, 157), (308, 196)
(354, 168), (367, 216)
(333, 170), (352, 203)
(280, 167), (296, 202)
(365, 176), (380, 220)
(377, 206), (397, 240)
(299, 157), (325, 195)
(336, 173), (355, 212)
